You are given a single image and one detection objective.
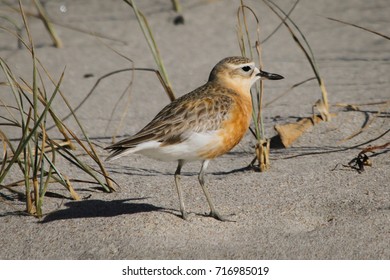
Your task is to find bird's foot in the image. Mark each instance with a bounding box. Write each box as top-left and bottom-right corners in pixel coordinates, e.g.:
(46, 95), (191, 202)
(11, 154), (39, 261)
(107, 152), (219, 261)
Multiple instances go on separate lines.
(209, 211), (236, 222)
(180, 210), (191, 221)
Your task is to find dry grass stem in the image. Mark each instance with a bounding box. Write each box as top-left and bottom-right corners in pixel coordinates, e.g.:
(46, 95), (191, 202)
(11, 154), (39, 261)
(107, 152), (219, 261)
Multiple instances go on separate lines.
(32, 0), (63, 48)
(337, 102), (389, 144)
(123, 0), (176, 101)
(327, 17), (390, 41)
(237, 1), (273, 171)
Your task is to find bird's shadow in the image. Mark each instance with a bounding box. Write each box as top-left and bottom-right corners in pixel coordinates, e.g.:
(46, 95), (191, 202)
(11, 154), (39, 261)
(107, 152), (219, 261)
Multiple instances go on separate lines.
(40, 198), (173, 223)
(8, 162), (258, 222)
(213, 164), (257, 176)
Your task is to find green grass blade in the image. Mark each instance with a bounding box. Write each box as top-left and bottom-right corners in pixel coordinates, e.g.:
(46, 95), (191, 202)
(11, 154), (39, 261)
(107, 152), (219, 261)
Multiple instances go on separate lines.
(0, 70), (64, 183)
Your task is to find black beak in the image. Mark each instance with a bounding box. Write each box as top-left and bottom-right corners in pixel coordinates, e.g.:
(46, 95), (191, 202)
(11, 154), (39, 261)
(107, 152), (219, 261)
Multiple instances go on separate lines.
(256, 70), (284, 80)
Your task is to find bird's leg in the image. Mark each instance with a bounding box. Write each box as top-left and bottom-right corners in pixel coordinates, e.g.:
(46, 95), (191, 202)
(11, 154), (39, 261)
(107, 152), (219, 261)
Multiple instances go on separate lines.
(174, 160), (189, 220)
(198, 160), (235, 222)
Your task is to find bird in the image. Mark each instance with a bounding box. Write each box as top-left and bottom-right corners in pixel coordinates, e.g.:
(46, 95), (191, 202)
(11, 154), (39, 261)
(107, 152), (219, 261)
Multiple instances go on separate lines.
(105, 56), (283, 221)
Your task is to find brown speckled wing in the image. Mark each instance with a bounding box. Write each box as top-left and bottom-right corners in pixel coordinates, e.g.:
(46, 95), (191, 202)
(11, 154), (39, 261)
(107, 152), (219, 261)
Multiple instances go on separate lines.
(106, 83), (235, 150)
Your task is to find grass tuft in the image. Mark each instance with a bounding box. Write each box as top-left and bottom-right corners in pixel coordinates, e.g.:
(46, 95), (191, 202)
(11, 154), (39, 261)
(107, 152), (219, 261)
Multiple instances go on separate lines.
(0, 1), (115, 218)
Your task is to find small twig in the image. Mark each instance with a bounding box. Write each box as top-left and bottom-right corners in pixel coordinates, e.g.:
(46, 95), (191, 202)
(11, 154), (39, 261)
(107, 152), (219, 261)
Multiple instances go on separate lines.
(360, 142), (390, 155)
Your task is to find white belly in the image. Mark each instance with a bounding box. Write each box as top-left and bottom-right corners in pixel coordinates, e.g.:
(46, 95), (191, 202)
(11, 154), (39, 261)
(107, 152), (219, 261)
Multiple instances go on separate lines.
(134, 131), (221, 162)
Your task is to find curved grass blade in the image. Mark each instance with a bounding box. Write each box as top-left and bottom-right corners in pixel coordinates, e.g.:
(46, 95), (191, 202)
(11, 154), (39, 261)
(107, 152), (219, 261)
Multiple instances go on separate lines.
(327, 17), (390, 41)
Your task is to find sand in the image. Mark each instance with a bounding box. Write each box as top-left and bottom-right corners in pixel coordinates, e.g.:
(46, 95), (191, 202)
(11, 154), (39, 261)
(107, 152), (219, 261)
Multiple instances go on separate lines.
(0, 0), (389, 259)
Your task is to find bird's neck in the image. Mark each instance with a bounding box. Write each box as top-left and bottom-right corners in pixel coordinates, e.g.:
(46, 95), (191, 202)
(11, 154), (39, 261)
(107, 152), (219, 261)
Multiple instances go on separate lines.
(218, 78), (253, 101)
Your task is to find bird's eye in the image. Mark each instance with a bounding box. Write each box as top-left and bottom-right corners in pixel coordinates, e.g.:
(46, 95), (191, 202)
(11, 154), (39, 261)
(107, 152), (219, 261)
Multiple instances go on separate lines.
(242, 66), (251, 72)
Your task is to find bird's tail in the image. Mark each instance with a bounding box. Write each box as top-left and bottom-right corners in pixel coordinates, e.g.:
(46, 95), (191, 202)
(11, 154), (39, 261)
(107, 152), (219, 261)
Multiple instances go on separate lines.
(105, 149), (123, 162)
(105, 146), (136, 162)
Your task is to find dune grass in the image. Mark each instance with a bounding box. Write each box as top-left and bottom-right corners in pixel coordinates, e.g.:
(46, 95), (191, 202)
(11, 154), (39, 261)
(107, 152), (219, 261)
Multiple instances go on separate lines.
(0, 1), (114, 217)
(236, 0), (335, 168)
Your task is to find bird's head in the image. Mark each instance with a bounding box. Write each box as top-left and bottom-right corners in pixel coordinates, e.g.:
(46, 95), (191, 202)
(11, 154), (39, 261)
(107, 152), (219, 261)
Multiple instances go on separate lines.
(208, 56), (283, 93)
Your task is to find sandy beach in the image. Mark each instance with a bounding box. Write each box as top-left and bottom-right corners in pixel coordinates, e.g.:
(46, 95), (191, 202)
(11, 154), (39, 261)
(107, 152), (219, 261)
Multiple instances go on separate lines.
(0, 0), (389, 259)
